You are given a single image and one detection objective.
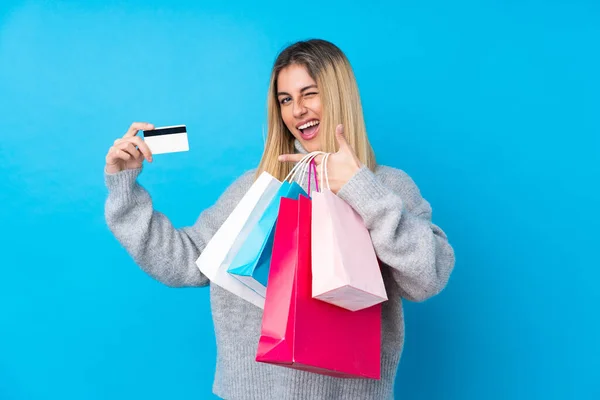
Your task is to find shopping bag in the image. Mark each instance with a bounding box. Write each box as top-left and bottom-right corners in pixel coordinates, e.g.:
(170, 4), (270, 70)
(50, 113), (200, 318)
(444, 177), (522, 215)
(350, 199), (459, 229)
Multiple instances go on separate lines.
(195, 171), (280, 309)
(311, 154), (387, 311)
(227, 181), (306, 297)
(226, 154), (320, 297)
(256, 194), (381, 379)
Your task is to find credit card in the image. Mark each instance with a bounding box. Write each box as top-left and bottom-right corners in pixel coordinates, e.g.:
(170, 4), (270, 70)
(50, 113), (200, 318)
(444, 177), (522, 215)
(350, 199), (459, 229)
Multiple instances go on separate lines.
(142, 125), (189, 155)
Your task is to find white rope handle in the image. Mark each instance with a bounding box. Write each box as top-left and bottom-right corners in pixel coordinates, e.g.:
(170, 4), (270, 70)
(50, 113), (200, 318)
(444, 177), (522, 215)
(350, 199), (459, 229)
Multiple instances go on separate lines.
(289, 151), (326, 185)
(297, 152), (323, 189)
(284, 153), (313, 182)
(284, 152), (318, 182)
(299, 151), (322, 192)
(320, 153), (332, 191)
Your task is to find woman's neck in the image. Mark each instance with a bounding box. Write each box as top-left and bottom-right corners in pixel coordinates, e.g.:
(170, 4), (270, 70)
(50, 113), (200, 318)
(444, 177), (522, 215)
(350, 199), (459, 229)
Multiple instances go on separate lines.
(294, 139), (308, 154)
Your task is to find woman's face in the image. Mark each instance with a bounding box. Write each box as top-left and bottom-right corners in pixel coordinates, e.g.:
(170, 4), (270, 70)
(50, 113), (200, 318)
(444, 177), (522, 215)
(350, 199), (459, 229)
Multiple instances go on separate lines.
(276, 64), (322, 152)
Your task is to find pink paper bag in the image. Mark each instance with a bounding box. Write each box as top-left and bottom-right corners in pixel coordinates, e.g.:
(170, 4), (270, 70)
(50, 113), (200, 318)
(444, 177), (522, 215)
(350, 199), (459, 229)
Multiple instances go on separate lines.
(311, 154), (388, 311)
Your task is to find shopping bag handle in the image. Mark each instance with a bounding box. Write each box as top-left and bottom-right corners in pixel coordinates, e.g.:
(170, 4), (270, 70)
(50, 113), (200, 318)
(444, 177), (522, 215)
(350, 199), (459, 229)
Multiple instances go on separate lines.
(297, 152), (324, 191)
(286, 151), (326, 184)
(320, 153), (332, 191)
(307, 159), (319, 197)
(284, 152), (322, 183)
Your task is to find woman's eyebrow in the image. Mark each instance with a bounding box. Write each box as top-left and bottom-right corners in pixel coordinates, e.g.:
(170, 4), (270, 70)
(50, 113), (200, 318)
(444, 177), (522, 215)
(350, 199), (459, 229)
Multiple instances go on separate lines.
(300, 85), (318, 92)
(277, 85), (318, 97)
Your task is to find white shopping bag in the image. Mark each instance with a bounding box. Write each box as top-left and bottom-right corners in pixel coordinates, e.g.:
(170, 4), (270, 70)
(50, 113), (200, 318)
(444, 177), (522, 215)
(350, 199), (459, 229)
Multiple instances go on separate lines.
(195, 171), (281, 308)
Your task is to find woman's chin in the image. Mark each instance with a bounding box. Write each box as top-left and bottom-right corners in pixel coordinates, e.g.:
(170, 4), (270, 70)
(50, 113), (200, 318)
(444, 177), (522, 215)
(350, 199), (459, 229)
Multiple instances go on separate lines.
(301, 138), (322, 153)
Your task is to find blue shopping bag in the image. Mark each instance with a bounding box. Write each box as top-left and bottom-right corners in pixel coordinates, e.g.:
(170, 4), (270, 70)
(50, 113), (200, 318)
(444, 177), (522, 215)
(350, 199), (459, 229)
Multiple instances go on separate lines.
(228, 180), (307, 297)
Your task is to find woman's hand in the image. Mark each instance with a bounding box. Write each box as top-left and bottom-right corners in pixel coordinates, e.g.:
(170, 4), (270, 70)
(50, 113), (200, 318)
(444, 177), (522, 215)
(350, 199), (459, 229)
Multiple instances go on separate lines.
(278, 124), (362, 194)
(105, 122), (154, 174)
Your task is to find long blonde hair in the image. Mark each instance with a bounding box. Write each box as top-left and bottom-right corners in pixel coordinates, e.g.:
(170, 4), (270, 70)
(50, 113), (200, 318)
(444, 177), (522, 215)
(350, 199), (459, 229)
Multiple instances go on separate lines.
(255, 39), (376, 181)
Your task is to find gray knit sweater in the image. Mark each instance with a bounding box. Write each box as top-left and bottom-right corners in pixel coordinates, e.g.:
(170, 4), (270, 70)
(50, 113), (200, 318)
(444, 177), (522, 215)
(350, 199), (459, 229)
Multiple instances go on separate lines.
(104, 141), (455, 400)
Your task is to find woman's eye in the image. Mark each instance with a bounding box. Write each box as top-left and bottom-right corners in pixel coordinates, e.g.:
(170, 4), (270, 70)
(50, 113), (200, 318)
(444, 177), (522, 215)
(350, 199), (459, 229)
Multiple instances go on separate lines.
(280, 97), (291, 105)
(304, 92), (318, 97)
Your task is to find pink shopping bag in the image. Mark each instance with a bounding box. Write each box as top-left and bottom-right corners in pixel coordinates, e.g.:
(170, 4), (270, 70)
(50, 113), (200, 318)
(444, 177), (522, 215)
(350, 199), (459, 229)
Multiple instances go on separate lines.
(311, 154), (388, 311)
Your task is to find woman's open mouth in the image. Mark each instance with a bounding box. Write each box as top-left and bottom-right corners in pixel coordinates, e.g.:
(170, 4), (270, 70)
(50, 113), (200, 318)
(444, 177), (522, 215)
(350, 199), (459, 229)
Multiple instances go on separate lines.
(297, 119), (320, 140)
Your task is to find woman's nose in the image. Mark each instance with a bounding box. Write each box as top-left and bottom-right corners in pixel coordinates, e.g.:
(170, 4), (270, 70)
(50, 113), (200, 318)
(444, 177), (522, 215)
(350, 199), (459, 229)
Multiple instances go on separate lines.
(292, 99), (307, 118)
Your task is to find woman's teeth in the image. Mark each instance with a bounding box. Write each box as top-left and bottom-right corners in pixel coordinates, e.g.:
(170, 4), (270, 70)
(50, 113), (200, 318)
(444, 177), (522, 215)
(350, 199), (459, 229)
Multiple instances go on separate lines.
(298, 120), (320, 131)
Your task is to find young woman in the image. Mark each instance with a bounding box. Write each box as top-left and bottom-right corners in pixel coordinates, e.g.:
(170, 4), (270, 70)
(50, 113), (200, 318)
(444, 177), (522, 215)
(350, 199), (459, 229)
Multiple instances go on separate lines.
(104, 39), (455, 400)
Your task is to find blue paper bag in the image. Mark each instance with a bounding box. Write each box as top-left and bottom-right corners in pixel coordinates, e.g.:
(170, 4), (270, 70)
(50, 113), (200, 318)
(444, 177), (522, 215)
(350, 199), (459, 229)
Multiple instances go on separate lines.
(228, 180), (307, 297)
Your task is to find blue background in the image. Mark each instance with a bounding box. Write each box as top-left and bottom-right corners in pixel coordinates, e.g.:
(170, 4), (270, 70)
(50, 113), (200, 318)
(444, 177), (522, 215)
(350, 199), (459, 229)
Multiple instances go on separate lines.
(1, 1), (598, 399)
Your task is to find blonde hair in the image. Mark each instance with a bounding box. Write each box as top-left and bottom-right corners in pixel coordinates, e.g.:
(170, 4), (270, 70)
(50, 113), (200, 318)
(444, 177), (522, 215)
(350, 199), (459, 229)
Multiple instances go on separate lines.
(255, 39), (376, 181)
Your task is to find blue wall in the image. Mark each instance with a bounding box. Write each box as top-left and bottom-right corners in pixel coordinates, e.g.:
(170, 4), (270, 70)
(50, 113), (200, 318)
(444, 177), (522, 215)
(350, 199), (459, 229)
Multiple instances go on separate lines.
(1, 1), (598, 399)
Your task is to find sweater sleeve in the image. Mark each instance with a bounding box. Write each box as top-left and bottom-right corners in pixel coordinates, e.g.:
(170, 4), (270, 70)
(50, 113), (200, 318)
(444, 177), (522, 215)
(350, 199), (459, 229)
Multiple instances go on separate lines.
(104, 167), (254, 288)
(337, 166), (455, 302)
